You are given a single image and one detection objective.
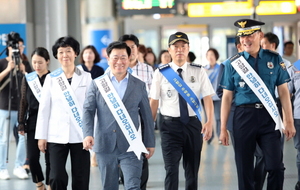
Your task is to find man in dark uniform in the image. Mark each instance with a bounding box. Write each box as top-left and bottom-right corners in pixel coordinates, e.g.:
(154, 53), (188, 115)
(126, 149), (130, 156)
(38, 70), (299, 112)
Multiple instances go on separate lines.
(219, 19), (296, 190)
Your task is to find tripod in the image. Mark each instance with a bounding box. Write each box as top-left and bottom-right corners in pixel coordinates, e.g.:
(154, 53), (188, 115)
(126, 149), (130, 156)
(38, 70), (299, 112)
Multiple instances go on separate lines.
(0, 47), (22, 164)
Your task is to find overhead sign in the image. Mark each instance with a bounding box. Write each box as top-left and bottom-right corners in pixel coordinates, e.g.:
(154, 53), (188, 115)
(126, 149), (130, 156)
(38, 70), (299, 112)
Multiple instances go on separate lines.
(188, 1), (297, 17)
(119, 0), (177, 16)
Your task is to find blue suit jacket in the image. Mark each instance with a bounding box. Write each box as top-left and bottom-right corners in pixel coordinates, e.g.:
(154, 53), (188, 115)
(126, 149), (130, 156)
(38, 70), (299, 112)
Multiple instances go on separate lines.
(82, 73), (155, 153)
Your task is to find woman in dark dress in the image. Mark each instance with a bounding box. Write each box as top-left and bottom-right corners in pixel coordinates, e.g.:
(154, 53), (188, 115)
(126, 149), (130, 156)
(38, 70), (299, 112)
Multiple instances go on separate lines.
(79, 45), (104, 79)
(18, 47), (51, 190)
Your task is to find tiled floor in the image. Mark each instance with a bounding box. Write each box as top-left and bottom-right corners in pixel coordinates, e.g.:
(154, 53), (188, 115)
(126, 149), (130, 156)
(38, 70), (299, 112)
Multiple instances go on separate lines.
(0, 132), (298, 190)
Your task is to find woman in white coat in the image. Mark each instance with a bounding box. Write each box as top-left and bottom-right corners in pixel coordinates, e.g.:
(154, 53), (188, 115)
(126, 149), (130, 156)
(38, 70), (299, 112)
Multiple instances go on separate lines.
(35, 36), (92, 190)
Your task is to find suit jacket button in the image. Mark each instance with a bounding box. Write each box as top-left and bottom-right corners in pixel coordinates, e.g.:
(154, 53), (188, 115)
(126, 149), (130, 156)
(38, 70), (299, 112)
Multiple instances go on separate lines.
(113, 130), (116, 132)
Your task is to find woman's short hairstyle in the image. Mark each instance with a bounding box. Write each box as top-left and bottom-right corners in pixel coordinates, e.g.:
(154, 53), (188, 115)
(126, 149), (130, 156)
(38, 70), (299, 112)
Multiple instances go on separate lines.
(206, 48), (219, 61)
(138, 44), (147, 55)
(106, 41), (131, 57)
(31, 47), (50, 62)
(145, 50), (157, 64)
(52, 36), (80, 59)
(79, 45), (101, 64)
(158, 50), (169, 64)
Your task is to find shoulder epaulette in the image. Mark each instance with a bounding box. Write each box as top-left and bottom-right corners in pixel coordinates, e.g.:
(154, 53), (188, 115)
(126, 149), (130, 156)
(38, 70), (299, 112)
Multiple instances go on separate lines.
(158, 63), (170, 70)
(265, 49), (279, 55)
(190, 62), (202, 68)
(229, 53), (241, 62)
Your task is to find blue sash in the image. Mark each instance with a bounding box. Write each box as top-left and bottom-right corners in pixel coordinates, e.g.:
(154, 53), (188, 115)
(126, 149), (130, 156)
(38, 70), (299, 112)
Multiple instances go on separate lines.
(159, 64), (202, 121)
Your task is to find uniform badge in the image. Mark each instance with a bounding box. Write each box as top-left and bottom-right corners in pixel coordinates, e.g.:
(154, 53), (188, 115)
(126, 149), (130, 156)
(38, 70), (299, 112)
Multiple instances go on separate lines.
(167, 90), (172, 98)
(191, 76), (195, 83)
(239, 78), (245, 88)
(239, 81), (245, 88)
(267, 62), (274, 69)
(280, 62), (286, 70)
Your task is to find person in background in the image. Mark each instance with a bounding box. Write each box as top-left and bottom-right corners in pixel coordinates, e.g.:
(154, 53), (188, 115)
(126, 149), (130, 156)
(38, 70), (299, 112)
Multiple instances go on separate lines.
(145, 48), (158, 70)
(204, 48), (221, 144)
(187, 51), (196, 64)
(12, 38), (32, 172)
(0, 37), (31, 180)
(283, 41), (297, 64)
(79, 45), (104, 79)
(216, 36), (243, 147)
(18, 47), (51, 190)
(220, 19), (295, 190)
(150, 31), (214, 190)
(35, 36), (91, 190)
(118, 34), (154, 190)
(293, 40), (300, 71)
(156, 50), (172, 130)
(96, 47), (109, 71)
(82, 41), (155, 190)
(137, 44), (147, 64)
(257, 31), (295, 190)
(291, 60), (300, 190)
(79, 45), (105, 167)
(157, 50), (171, 66)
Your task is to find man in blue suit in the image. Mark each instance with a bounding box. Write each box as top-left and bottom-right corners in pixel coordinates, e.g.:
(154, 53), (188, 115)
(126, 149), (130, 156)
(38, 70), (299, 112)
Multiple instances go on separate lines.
(82, 41), (155, 190)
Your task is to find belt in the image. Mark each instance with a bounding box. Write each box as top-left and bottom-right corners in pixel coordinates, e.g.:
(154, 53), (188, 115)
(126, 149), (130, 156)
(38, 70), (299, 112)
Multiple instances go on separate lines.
(162, 115), (197, 121)
(238, 103), (264, 109)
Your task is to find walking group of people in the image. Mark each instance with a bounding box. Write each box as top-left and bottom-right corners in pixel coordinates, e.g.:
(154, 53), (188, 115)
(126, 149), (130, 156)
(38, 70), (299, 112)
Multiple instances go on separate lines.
(0, 17), (300, 190)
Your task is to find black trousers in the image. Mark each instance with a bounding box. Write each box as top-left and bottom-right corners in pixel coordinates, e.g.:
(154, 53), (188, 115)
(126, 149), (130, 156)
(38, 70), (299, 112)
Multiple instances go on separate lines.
(160, 116), (202, 190)
(140, 155), (149, 190)
(233, 107), (285, 190)
(27, 130), (50, 184)
(48, 143), (90, 190)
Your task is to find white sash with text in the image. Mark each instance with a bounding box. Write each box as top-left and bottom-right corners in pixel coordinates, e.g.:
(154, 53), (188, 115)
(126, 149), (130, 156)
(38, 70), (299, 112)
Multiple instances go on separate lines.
(94, 74), (147, 160)
(50, 68), (83, 133)
(25, 71), (42, 102)
(231, 56), (284, 131)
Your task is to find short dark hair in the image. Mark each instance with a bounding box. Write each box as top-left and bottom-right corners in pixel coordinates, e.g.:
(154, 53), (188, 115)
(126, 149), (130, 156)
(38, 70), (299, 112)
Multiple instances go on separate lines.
(118, 34), (139, 46)
(284, 41), (294, 48)
(79, 45), (101, 64)
(264, 32), (280, 49)
(31, 47), (50, 62)
(206, 48), (219, 61)
(188, 52), (196, 62)
(52, 36), (80, 59)
(106, 41), (131, 57)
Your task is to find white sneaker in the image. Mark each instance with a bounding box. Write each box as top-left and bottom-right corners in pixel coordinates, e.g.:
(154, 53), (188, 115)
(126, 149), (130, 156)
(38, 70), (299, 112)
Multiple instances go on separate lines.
(0, 169), (10, 180)
(13, 166), (28, 179)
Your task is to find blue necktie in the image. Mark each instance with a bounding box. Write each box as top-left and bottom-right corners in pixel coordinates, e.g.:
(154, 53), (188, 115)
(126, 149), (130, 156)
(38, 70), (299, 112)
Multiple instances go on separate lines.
(177, 68), (189, 124)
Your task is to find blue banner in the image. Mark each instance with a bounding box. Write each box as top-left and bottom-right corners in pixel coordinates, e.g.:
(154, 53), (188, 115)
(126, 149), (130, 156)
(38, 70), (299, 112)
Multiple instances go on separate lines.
(90, 29), (112, 60)
(0, 23), (26, 59)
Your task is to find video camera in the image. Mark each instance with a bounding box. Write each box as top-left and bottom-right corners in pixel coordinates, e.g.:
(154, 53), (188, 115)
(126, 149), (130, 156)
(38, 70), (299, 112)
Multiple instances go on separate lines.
(6, 32), (21, 49)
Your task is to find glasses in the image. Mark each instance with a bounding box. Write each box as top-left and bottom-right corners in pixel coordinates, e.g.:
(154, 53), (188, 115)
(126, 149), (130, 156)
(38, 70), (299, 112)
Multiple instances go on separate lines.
(19, 45), (25, 48)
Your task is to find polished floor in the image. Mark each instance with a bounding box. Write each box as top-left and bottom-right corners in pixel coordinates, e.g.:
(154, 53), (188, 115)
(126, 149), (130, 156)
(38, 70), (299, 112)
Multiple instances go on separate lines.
(0, 131), (298, 190)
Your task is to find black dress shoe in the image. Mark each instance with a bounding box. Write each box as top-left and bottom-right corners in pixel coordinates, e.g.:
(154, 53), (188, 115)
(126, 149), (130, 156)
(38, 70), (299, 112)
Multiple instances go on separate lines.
(295, 181), (300, 190)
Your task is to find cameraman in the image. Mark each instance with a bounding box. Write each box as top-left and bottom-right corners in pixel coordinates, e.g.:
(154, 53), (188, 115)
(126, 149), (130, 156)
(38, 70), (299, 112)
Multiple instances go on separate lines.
(0, 37), (32, 180)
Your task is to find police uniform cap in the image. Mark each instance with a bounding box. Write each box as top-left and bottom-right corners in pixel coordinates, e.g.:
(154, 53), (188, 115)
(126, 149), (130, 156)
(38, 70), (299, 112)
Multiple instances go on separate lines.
(234, 19), (265, 37)
(168, 32), (189, 46)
